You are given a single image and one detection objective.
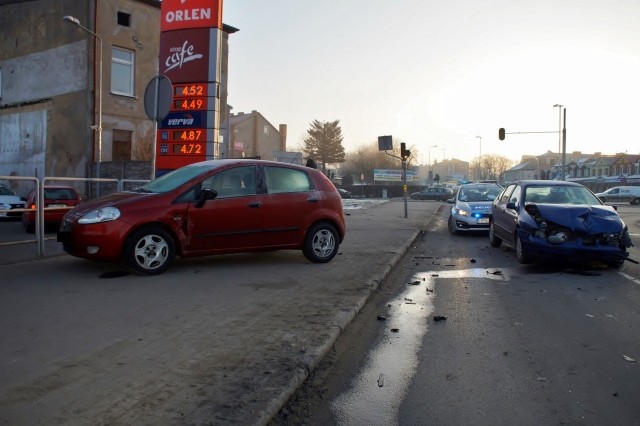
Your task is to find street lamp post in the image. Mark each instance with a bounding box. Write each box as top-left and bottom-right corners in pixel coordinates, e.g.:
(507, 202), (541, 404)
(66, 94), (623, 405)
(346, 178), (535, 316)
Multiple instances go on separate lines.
(553, 104), (562, 155)
(475, 136), (482, 179)
(64, 15), (103, 188)
(553, 104), (563, 180)
(428, 144), (437, 185)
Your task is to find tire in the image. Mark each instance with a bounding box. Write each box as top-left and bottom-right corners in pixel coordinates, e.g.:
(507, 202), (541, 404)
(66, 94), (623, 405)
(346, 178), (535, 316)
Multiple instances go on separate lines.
(489, 221), (501, 247)
(124, 226), (175, 275)
(302, 222), (339, 263)
(630, 197), (639, 206)
(515, 233), (533, 264)
(448, 215), (458, 235)
(606, 256), (625, 268)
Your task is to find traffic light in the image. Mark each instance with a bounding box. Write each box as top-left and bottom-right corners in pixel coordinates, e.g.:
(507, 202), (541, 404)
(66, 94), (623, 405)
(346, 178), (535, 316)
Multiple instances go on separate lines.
(499, 128), (505, 140)
(400, 142), (411, 160)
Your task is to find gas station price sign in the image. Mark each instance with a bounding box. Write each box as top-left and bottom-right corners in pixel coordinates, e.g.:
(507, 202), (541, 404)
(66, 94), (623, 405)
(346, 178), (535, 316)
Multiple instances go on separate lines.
(172, 143), (204, 155)
(174, 84), (208, 97)
(173, 98), (207, 111)
(172, 129), (207, 142)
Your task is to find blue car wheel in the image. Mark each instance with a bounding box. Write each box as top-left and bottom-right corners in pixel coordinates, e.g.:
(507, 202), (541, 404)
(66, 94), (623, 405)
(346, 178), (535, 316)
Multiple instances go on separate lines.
(515, 234), (533, 264)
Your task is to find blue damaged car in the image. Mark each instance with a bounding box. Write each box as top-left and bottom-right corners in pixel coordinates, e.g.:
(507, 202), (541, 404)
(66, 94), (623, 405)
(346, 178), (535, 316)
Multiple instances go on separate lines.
(489, 180), (633, 267)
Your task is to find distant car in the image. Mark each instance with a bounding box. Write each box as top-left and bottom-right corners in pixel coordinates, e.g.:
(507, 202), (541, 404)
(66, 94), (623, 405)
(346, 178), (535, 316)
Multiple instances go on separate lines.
(58, 159), (346, 275)
(447, 183), (503, 234)
(594, 186), (640, 205)
(337, 188), (352, 199)
(489, 180), (632, 267)
(22, 185), (82, 232)
(0, 185), (26, 219)
(410, 187), (453, 201)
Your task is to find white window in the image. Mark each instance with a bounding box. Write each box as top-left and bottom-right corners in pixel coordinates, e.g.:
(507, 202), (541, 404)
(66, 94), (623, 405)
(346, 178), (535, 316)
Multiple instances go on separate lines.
(111, 47), (134, 96)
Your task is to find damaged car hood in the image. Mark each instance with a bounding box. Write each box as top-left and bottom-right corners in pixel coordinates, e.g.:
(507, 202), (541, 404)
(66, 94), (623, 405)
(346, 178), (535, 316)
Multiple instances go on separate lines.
(527, 204), (624, 234)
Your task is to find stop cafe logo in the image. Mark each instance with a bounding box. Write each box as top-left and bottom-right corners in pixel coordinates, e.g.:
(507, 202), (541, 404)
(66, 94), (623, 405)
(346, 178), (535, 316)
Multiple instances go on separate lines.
(159, 28), (219, 84)
(161, 0), (223, 32)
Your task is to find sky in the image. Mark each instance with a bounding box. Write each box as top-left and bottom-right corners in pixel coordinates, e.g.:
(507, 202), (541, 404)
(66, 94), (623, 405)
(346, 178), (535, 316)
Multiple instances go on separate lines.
(222, 0), (640, 165)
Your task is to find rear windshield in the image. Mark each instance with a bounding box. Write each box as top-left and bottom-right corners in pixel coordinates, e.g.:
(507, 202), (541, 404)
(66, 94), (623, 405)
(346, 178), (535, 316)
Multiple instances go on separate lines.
(45, 188), (77, 200)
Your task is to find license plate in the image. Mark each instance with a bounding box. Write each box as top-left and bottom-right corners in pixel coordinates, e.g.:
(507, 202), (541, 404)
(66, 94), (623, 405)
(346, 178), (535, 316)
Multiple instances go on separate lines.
(49, 204), (67, 208)
(477, 218), (489, 224)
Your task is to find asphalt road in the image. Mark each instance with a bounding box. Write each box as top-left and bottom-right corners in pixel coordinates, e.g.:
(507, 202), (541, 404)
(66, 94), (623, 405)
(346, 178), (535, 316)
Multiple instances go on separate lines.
(272, 204), (640, 425)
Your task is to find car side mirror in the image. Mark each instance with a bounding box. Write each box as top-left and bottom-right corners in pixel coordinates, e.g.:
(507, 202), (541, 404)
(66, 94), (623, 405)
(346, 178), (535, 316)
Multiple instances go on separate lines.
(195, 188), (218, 208)
(506, 202), (517, 210)
(447, 198), (454, 204)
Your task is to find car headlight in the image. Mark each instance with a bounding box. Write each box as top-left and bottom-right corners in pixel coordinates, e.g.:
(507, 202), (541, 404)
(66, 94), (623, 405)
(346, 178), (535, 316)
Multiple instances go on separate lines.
(78, 207), (121, 224)
(454, 207), (470, 216)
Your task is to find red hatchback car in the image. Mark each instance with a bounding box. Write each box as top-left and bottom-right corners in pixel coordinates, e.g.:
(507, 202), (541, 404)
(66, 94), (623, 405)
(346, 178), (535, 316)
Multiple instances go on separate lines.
(23, 185), (82, 233)
(58, 159), (346, 275)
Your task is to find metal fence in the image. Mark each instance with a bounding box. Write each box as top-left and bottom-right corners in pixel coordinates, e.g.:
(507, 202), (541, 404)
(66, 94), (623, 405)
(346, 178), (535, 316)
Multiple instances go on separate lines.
(0, 175), (149, 257)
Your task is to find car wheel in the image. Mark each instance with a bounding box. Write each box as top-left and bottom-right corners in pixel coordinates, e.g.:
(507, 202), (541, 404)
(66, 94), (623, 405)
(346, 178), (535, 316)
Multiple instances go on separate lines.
(489, 221), (501, 247)
(302, 222), (339, 263)
(124, 227), (175, 275)
(630, 197), (639, 205)
(448, 215), (458, 235)
(515, 233), (533, 264)
(606, 256), (625, 268)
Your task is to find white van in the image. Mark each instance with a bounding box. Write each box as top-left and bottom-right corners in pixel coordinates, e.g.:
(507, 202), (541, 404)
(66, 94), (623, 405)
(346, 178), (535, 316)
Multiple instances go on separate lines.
(595, 186), (640, 205)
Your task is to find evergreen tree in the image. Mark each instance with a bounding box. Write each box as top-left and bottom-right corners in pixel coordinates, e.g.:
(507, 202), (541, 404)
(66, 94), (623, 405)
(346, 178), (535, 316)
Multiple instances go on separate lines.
(303, 119), (346, 173)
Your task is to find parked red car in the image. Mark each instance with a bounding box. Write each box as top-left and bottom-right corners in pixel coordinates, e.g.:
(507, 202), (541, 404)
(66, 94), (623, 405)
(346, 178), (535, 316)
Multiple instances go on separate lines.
(58, 159), (346, 275)
(22, 185), (82, 233)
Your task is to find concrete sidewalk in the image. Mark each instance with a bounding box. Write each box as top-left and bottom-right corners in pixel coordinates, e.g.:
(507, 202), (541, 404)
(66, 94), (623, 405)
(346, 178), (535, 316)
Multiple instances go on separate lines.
(0, 199), (443, 425)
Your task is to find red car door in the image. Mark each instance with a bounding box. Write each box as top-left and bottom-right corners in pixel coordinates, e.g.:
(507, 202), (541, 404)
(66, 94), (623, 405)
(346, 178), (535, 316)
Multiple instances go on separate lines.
(185, 166), (264, 253)
(258, 165), (321, 246)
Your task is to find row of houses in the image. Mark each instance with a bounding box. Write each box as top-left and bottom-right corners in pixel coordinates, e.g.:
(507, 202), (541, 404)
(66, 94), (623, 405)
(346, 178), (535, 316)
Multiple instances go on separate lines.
(504, 150), (640, 191)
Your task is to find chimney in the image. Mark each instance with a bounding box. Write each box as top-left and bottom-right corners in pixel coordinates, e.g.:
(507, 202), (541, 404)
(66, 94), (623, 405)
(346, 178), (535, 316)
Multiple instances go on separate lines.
(279, 124), (287, 151)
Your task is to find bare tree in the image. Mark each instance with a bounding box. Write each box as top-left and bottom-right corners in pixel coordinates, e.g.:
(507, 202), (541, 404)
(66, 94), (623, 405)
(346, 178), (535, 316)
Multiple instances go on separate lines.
(131, 129), (154, 161)
(469, 154), (516, 182)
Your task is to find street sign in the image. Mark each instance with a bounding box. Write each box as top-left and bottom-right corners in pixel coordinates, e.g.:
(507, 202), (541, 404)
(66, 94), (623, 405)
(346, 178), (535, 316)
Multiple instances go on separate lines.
(144, 75), (173, 122)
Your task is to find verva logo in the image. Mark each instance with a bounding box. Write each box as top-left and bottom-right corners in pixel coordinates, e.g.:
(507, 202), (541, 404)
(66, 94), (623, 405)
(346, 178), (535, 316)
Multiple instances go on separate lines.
(161, 111), (208, 128)
(161, 0), (223, 31)
(165, 40), (204, 73)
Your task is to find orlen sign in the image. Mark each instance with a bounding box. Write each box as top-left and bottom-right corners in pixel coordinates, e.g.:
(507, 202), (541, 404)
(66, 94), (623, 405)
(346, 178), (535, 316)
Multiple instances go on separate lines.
(161, 0), (222, 31)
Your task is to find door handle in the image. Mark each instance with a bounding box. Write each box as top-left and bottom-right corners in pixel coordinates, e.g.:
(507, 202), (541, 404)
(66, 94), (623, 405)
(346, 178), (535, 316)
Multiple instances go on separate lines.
(248, 201), (262, 208)
(307, 197), (319, 203)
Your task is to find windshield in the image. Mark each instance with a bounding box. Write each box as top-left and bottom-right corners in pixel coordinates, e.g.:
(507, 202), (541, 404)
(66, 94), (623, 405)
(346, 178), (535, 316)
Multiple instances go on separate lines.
(524, 186), (601, 205)
(135, 164), (212, 193)
(0, 186), (15, 196)
(458, 186), (502, 202)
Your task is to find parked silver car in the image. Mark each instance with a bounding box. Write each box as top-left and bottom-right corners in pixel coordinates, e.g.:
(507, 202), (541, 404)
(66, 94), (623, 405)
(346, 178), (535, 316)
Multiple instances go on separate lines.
(0, 185), (26, 219)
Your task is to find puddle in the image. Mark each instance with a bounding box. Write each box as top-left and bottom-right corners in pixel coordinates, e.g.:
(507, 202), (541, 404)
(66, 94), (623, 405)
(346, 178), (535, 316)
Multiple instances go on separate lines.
(331, 268), (510, 425)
